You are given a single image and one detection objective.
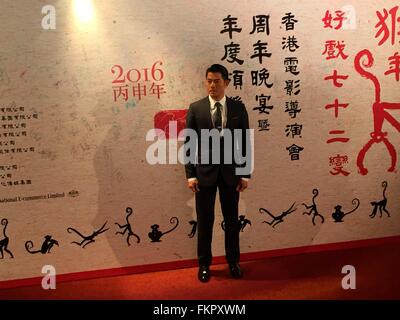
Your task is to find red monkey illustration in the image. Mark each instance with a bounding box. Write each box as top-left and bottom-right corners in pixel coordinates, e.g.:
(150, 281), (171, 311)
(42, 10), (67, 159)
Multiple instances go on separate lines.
(354, 49), (400, 175)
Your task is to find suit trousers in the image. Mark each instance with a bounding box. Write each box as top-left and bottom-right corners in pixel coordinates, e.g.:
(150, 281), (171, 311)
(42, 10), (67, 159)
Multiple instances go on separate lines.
(195, 169), (240, 267)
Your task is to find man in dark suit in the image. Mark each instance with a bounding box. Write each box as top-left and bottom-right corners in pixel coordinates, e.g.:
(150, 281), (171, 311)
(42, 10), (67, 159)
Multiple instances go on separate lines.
(184, 64), (252, 283)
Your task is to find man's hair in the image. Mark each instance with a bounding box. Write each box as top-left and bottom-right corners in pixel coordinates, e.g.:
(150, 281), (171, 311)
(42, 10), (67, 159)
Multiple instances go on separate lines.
(205, 64), (230, 81)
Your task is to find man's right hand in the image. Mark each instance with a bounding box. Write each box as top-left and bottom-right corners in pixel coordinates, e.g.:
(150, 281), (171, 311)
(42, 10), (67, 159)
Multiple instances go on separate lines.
(188, 179), (200, 193)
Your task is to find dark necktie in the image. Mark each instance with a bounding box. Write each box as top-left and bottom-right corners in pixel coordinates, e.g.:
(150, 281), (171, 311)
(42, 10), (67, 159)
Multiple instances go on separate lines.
(214, 102), (222, 131)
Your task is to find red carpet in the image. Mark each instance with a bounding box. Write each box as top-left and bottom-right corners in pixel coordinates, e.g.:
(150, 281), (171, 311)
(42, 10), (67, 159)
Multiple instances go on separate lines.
(0, 241), (399, 300)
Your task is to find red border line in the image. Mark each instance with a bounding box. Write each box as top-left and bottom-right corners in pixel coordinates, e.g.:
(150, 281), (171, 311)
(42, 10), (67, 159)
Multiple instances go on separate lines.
(1, 234), (400, 290)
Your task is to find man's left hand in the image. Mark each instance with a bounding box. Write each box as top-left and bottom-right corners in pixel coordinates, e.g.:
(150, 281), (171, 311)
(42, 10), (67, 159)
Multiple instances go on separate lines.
(236, 179), (248, 192)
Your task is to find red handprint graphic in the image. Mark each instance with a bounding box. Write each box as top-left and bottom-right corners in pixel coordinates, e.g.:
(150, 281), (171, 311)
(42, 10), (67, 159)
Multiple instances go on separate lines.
(154, 110), (187, 139)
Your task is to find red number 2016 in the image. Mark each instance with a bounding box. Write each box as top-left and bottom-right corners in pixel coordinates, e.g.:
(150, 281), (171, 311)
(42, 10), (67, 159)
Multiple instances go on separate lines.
(111, 61), (164, 84)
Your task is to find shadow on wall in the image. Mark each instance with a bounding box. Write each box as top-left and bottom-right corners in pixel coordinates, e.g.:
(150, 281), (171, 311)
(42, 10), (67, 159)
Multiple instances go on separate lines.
(91, 107), (196, 269)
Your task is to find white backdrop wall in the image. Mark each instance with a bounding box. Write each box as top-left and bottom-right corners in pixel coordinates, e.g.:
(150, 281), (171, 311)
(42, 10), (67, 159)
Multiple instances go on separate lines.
(0, 0), (399, 284)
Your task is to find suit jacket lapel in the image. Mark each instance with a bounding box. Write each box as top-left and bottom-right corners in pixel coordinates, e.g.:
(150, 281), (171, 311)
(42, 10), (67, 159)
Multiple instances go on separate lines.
(225, 97), (233, 129)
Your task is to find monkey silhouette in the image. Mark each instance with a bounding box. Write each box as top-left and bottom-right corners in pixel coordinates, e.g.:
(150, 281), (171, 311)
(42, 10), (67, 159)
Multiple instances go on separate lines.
(302, 189), (325, 225)
(0, 218), (14, 259)
(370, 181), (390, 218)
(67, 221), (109, 248)
(260, 203), (297, 228)
(238, 215), (251, 232)
(25, 235), (59, 254)
(332, 198), (360, 222)
(115, 207), (140, 246)
(188, 220), (197, 238)
(148, 217), (179, 242)
(354, 49), (400, 175)
(221, 215), (251, 232)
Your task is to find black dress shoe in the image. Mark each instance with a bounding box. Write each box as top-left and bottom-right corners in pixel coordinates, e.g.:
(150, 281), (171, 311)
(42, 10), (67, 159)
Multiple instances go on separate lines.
(229, 263), (243, 279)
(198, 266), (210, 283)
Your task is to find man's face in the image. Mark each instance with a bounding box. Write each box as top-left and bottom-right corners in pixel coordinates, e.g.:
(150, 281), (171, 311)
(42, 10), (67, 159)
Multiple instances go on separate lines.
(205, 72), (229, 101)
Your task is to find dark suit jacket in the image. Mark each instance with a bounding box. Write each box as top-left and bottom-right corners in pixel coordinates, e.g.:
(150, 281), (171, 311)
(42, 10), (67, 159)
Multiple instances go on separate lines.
(184, 96), (251, 187)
